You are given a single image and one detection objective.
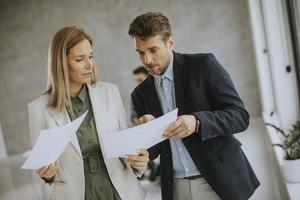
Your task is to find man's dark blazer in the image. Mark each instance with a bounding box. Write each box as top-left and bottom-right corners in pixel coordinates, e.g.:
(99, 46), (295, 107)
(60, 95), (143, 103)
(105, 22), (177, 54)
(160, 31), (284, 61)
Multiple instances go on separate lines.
(131, 52), (260, 200)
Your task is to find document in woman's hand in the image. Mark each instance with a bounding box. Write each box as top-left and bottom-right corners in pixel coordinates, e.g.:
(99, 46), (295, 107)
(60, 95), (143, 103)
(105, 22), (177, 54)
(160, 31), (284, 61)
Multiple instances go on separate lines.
(21, 111), (88, 170)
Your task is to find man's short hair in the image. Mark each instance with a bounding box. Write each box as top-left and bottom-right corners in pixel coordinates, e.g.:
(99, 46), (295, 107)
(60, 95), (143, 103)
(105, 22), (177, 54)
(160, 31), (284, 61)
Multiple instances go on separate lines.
(128, 12), (172, 42)
(133, 66), (149, 75)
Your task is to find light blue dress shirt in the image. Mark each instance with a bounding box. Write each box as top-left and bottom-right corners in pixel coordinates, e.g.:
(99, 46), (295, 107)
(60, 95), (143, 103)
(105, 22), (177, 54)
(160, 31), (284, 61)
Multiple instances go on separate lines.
(153, 53), (200, 178)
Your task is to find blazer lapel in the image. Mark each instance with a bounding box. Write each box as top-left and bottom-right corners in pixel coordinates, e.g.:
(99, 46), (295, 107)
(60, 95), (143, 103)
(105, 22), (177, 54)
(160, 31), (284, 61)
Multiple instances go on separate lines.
(87, 84), (109, 157)
(47, 107), (82, 158)
(86, 84), (106, 139)
(173, 52), (188, 115)
(88, 84), (129, 167)
(143, 52), (187, 117)
(87, 84), (106, 121)
(145, 76), (163, 118)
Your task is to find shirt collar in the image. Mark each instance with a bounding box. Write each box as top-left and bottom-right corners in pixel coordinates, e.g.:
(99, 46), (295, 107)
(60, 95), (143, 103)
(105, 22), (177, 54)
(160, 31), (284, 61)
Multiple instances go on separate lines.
(153, 52), (174, 85)
(73, 84), (88, 103)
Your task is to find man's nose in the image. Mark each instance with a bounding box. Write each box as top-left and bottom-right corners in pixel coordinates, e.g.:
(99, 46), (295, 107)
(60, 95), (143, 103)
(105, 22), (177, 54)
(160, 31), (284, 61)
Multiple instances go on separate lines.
(144, 54), (153, 65)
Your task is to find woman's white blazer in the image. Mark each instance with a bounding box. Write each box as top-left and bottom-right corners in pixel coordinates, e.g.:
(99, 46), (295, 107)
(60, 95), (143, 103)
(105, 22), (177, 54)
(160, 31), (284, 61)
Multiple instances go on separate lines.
(28, 82), (146, 200)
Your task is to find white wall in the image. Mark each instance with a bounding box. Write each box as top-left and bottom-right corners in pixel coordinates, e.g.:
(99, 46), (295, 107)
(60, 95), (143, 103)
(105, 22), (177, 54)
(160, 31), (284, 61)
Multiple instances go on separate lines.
(0, 0), (261, 155)
(0, 123), (7, 159)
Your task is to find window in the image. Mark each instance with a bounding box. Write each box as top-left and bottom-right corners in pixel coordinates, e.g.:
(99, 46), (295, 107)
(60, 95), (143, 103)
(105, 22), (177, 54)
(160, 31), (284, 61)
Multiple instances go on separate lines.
(286, 0), (300, 98)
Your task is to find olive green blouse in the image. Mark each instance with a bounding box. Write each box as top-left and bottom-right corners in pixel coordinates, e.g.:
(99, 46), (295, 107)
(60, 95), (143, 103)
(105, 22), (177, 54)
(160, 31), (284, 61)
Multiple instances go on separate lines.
(68, 84), (120, 200)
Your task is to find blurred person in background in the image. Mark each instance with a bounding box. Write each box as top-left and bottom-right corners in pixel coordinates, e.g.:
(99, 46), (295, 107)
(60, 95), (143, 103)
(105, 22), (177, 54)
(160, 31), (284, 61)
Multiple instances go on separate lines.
(131, 66), (149, 124)
(28, 26), (149, 200)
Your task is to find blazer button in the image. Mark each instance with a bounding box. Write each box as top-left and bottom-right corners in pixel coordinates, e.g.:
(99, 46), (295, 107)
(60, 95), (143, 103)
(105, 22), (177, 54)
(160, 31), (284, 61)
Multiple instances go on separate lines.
(165, 154), (169, 157)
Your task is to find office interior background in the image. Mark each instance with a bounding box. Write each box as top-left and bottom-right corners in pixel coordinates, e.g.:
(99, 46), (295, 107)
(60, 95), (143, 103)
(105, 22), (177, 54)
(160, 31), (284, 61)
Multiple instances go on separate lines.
(0, 0), (300, 199)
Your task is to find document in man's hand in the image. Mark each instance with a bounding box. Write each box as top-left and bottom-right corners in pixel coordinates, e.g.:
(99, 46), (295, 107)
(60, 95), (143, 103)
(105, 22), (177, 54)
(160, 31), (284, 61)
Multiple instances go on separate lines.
(101, 109), (178, 158)
(21, 111), (88, 170)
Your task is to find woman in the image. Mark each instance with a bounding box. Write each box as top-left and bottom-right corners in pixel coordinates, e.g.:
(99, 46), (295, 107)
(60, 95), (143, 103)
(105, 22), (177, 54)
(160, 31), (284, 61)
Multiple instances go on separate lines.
(28, 26), (148, 200)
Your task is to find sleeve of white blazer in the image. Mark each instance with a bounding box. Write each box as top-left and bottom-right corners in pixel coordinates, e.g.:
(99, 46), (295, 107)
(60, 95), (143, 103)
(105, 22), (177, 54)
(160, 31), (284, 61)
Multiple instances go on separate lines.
(28, 97), (55, 197)
(28, 100), (45, 145)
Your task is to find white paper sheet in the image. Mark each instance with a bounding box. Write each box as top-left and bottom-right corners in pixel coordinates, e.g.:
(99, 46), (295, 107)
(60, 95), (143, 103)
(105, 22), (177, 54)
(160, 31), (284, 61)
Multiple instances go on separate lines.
(21, 111), (88, 170)
(101, 109), (178, 158)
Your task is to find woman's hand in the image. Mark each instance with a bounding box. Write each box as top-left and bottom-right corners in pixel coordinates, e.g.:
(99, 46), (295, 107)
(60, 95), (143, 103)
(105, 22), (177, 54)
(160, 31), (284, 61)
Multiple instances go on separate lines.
(127, 149), (149, 173)
(135, 114), (155, 125)
(36, 160), (59, 181)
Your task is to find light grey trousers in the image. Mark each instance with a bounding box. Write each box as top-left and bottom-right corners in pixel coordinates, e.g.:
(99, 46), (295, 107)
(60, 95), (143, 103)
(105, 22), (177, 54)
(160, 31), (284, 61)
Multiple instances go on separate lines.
(173, 177), (221, 200)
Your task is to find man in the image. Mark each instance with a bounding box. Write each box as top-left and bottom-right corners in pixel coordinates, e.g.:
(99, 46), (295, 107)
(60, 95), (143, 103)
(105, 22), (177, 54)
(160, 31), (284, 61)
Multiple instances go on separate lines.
(128, 12), (260, 200)
(131, 66), (149, 124)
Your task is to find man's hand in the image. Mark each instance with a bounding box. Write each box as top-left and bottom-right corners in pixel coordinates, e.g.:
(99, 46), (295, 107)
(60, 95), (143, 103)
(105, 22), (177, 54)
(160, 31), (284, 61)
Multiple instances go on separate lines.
(36, 160), (59, 181)
(136, 114), (155, 125)
(163, 115), (197, 139)
(127, 149), (149, 172)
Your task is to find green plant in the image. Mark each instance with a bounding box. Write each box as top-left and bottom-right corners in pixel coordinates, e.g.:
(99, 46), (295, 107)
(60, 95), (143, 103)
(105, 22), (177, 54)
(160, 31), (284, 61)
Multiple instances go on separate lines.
(266, 121), (300, 160)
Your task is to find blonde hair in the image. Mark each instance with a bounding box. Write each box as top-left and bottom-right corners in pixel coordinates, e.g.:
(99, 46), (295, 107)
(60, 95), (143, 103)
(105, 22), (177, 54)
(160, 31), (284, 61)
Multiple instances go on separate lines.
(44, 26), (96, 113)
